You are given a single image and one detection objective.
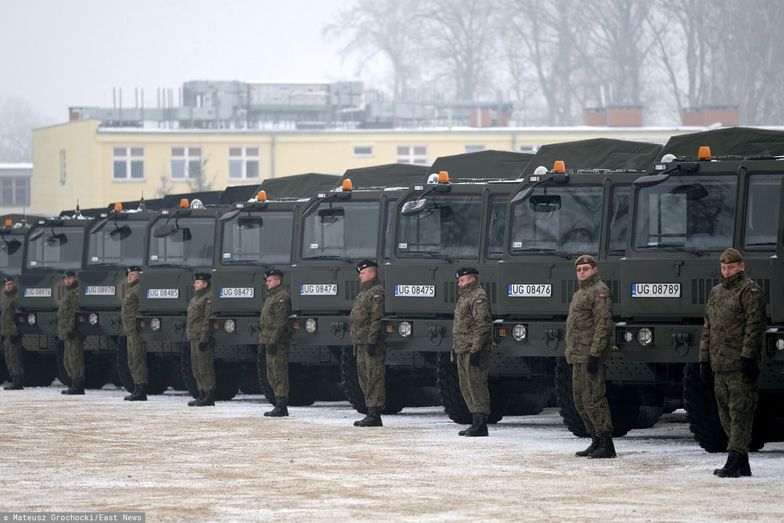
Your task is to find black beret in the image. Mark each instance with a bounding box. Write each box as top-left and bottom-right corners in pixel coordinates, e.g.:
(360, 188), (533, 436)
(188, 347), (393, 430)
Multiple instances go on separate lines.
(356, 259), (378, 273)
(63, 270), (76, 278)
(126, 265), (142, 274)
(264, 269), (284, 279)
(455, 267), (479, 279)
(574, 255), (597, 267)
(192, 272), (212, 282)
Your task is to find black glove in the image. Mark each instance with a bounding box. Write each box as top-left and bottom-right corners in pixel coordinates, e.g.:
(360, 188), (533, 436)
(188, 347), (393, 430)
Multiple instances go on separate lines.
(366, 343), (378, 356)
(586, 355), (600, 375)
(265, 343), (277, 355)
(198, 341), (210, 352)
(699, 361), (713, 385)
(469, 352), (480, 367)
(741, 357), (759, 383)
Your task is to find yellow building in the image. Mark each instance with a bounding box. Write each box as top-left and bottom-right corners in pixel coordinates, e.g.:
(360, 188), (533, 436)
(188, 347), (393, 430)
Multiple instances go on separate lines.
(31, 119), (693, 213)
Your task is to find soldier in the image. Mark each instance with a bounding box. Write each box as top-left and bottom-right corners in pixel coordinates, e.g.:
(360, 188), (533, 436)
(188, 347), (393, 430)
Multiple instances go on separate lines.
(2, 276), (24, 390)
(58, 270), (85, 395)
(121, 265), (148, 401)
(700, 248), (766, 478)
(452, 267), (492, 437)
(565, 255), (615, 458)
(187, 272), (215, 407)
(259, 268), (291, 417)
(348, 259), (386, 427)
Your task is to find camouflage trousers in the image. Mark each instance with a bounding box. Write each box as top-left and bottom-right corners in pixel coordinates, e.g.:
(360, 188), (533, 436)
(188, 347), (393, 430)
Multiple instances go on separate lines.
(355, 344), (386, 408)
(190, 340), (215, 392)
(3, 335), (24, 378)
(63, 336), (85, 382)
(265, 342), (289, 399)
(572, 362), (613, 435)
(456, 351), (490, 415)
(126, 334), (148, 385)
(714, 370), (758, 453)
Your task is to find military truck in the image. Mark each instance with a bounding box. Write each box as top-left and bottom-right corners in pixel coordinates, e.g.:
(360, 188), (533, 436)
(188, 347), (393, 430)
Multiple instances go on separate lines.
(381, 150), (534, 423)
(210, 173), (341, 403)
(287, 164), (429, 413)
(615, 127), (784, 450)
(494, 139), (663, 436)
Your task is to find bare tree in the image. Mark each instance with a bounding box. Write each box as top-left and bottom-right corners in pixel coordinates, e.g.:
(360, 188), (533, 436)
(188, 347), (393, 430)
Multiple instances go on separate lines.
(0, 96), (45, 162)
(323, 0), (425, 101)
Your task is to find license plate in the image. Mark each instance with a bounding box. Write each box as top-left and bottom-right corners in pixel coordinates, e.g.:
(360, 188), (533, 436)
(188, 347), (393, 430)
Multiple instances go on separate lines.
(300, 284), (337, 296)
(219, 287), (255, 298)
(24, 287), (52, 298)
(507, 283), (552, 297)
(631, 283), (681, 298)
(84, 285), (116, 296)
(394, 284), (435, 297)
(146, 288), (179, 299)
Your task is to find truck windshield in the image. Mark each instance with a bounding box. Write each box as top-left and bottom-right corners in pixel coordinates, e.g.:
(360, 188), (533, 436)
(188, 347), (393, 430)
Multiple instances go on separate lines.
(634, 175), (736, 251)
(396, 195), (482, 258)
(0, 240), (22, 270)
(221, 211), (292, 265)
(510, 185), (603, 254)
(301, 201), (379, 260)
(148, 217), (215, 267)
(87, 220), (146, 266)
(25, 226), (85, 269)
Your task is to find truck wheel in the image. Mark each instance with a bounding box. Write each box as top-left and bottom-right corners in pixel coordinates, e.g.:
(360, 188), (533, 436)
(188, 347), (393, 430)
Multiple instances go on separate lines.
(554, 358), (589, 437)
(682, 363), (727, 452)
(340, 347), (368, 414)
(288, 365), (318, 407)
(634, 390), (665, 429)
(145, 354), (170, 395)
(255, 346), (279, 406)
(214, 360), (239, 401)
(57, 345), (70, 387)
(239, 359), (263, 394)
(607, 386), (641, 437)
(179, 346), (199, 398)
(435, 352), (505, 425)
(83, 353), (112, 389)
(115, 339), (134, 392)
(24, 352), (57, 387)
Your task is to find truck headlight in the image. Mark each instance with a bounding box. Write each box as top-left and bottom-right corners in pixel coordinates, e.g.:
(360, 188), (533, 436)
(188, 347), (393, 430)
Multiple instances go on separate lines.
(88, 313), (99, 325)
(637, 327), (653, 346)
(624, 330), (634, 343)
(512, 323), (527, 342)
(776, 338), (784, 351)
(305, 318), (317, 333)
(27, 313), (36, 325)
(398, 321), (412, 338)
(224, 319), (236, 333)
(150, 318), (161, 331)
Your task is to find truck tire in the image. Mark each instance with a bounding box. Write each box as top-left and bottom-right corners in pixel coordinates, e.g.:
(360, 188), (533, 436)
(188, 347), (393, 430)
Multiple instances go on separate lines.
(434, 352), (504, 425)
(214, 360), (239, 401)
(255, 346), (277, 405)
(257, 348), (317, 406)
(179, 345), (199, 398)
(24, 351), (57, 387)
(340, 347), (404, 415)
(115, 339), (134, 392)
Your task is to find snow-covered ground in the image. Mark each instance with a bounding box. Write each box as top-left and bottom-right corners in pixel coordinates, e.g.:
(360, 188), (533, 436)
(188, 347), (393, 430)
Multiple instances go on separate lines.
(1, 386), (782, 522)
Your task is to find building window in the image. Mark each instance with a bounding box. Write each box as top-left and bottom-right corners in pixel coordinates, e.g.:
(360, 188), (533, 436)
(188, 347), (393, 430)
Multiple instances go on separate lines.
(353, 145), (373, 158)
(519, 144), (538, 154)
(171, 147), (202, 180)
(397, 145), (427, 165)
(0, 177), (30, 206)
(465, 145), (484, 153)
(113, 147), (145, 180)
(59, 149), (67, 186)
(229, 147), (260, 179)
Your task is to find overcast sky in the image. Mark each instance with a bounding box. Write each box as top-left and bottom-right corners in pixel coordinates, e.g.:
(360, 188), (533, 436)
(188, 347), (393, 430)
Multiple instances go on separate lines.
(0, 0), (358, 122)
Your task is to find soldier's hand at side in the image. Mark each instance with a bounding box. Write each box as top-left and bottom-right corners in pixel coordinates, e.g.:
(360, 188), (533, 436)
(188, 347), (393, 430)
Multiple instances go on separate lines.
(366, 343), (377, 356)
(469, 352), (480, 367)
(198, 341), (210, 352)
(741, 357), (759, 383)
(586, 355), (599, 375)
(265, 343), (277, 355)
(699, 361), (713, 385)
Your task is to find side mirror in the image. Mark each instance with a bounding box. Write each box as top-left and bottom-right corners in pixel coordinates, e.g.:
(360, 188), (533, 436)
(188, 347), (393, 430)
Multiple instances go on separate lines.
(170, 228), (192, 242)
(109, 225), (132, 240)
(511, 187), (534, 204)
(530, 195), (561, 212)
(673, 183), (709, 201)
(1, 239), (21, 254)
(46, 233), (68, 246)
(318, 208), (344, 224)
(238, 216), (263, 228)
(219, 209), (241, 222)
(401, 199), (428, 216)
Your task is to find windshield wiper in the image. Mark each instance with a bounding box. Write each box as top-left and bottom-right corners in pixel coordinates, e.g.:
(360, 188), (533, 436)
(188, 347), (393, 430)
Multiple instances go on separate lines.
(302, 255), (355, 263)
(745, 242), (776, 247)
(639, 243), (704, 256)
(148, 262), (191, 269)
(403, 252), (454, 262)
(223, 259), (271, 269)
(511, 248), (572, 259)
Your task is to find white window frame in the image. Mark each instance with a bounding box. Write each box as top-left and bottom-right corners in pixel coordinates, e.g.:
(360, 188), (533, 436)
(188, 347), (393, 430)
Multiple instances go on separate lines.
(465, 145), (485, 153)
(229, 147), (260, 180)
(0, 177), (30, 207)
(171, 147), (202, 180)
(353, 145), (374, 158)
(112, 146), (145, 181)
(396, 145), (427, 165)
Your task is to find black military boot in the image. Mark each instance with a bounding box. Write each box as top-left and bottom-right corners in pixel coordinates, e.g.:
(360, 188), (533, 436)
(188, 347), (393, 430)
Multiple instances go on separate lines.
(713, 453), (732, 476)
(459, 414), (478, 436)
(576, 434), (600, 457)
(196, 389), (215, 407)
(127, 383), (147, 402)
(188, 390), (204, 407)
(353, 410), (372, 426)
(588, 433), (616, 458)
(716, 450), (742, 478)
(264, 396), (289, 417)
(4, 375), (24, 390)
(65, 379), (85, 395)
(739, 452), (752, 477)
(465, 413), (489, 437)
(61, 381), (75, 394)
(124, 384), (139, 401)
(357, 407), (383, 427)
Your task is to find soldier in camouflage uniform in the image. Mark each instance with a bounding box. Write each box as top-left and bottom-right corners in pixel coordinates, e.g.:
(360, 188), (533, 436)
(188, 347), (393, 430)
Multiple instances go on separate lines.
(121, 265), (147, 401)
(349, 259), (386, 427)
(2, 276), (24, 390)
(700, 248), (766, 478)
(58, 270), (85, 395)
(187, 272), (215, 407)
(259, 269), (291, 417)
(565, 255), (615, 458)
(452, 267), (493, 437)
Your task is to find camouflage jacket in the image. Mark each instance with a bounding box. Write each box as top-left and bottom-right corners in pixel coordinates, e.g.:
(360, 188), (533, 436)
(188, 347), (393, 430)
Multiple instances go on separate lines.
(259, 285), (291, 345)
(699, 271), (766, 372)
(186, 287), (213, 343)
(349, 278), (385, 347)
(121, 280), (140, 336)
(57, 282), (79, 341)
(0, 287), (19, 336)
(452, 280), (492, 354)
(565, 273), (613, 364)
